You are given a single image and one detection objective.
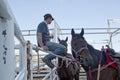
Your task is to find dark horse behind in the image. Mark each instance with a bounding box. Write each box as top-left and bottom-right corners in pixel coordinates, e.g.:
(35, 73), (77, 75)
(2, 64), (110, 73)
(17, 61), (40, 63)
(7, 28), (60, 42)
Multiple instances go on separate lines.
(57, 37), (80, 80)
(71, 28), (118, 80)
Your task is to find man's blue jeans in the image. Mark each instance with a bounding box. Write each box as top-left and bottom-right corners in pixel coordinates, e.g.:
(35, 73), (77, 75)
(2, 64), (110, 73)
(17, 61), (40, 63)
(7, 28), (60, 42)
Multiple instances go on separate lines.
(44, 41), (66, 60)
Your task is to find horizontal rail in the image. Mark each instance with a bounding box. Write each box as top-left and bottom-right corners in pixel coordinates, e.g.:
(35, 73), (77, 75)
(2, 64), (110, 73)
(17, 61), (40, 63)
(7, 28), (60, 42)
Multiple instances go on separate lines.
(42, 67), (56, 80)
(32, 45), (71, 60)
(21, 28), (120, 36)
(21, 28), (120, 31)
(0, 0), (25, 45)
(14, 25), (26, 46)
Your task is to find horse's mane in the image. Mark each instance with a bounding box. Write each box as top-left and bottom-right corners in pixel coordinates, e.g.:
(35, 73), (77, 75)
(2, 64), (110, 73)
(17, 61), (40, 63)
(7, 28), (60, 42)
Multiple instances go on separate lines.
(87, 42), (101, 55)
(87, 44), (96, 53)
(87, 42), (106, 68)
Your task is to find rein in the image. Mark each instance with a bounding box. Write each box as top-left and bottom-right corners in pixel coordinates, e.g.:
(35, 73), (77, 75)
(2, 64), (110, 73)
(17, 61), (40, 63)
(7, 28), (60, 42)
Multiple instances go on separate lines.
(87, 51), (103, 80)
(66, 58), (79, 68)
(58, 55), (79, 68)
(87, 61), (116, 80)
(87, 51), (116, 80)
(72, 44), (106, 80)
(90, 61), (116, 73)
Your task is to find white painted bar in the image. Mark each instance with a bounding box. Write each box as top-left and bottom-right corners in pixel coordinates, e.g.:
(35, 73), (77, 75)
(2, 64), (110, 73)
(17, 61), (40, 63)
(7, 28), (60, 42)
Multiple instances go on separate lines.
(0, 17), (15, 80)
(42, 67), (56, 80)
(0, 0), (27, 80)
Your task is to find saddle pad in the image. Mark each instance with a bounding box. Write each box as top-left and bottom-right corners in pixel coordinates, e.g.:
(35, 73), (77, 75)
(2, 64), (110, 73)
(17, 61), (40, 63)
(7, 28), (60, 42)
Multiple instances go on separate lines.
(105, 52), (117, 70)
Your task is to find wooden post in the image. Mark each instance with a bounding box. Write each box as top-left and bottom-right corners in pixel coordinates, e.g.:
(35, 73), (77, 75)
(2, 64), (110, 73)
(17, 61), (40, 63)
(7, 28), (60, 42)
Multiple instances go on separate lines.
(97, 64), (101, 80)
(26, 41), (32, 80)
(34, 46), (40, 72)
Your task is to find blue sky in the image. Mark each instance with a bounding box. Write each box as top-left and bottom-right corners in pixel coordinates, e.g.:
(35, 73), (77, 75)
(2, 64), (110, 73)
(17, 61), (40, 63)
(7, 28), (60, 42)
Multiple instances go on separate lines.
(7, 0), (120, 52)
(7, 0), (120, 30)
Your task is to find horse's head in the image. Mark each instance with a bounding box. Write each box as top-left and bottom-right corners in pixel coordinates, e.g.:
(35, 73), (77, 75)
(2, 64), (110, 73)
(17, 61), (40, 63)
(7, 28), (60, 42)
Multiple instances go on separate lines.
(57, 37), (68, 68)
(58, 37), (68, 48)
(71, 28), (93, 67)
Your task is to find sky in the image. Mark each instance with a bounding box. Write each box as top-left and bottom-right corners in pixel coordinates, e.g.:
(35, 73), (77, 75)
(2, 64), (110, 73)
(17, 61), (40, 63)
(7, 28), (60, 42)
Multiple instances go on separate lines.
(7, 0), (120, 52)
(7, 0), (120, 29)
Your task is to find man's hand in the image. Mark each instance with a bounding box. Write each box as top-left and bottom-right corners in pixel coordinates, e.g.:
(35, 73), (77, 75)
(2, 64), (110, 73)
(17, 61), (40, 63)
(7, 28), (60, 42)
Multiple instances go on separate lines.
(42, 46), (49, 51)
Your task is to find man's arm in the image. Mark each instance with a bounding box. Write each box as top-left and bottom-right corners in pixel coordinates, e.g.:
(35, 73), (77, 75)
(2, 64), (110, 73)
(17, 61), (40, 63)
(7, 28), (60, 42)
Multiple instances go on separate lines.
(37, 32), (49, 50)
(38, 33), (44, 47)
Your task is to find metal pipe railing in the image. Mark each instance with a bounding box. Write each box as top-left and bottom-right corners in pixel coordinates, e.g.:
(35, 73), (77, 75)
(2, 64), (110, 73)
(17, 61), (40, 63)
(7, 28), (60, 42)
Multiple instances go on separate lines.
(15, 68), (26, 80)
(42, 67), (56, 80)
(0, 0), (27, 80)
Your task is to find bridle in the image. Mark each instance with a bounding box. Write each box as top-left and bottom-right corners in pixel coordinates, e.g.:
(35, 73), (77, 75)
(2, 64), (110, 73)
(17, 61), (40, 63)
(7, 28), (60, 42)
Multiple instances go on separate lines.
(72, 46), (90, 67)
(71, 37), (90, 65)
(72, 46), (88, 55)
(71, 37), (89, 55)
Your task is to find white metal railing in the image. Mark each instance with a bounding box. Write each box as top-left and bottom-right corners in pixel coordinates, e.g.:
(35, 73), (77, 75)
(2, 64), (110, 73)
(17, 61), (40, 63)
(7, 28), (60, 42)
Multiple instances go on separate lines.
(15, 68), (26, 80)
(42, 67), (56, 80)
(14, 43), (27, 80)
(28, 44), (60, 80)
(0, 0), (27, 80)
(31, 44), (87, 80)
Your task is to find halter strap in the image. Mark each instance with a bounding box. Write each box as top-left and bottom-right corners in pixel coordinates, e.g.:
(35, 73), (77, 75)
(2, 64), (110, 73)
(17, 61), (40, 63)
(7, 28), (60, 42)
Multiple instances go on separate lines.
(72, 46), (88, 55)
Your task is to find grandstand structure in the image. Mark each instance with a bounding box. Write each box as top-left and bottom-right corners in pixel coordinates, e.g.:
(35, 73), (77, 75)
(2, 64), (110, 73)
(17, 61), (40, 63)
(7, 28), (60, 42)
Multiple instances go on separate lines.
(0, 0), (120, 80)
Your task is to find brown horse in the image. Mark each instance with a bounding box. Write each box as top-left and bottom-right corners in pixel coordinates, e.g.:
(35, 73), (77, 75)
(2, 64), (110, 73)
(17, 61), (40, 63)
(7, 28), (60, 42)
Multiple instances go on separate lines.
(71, 28), (118, 80)
(57, 37), (80, 80)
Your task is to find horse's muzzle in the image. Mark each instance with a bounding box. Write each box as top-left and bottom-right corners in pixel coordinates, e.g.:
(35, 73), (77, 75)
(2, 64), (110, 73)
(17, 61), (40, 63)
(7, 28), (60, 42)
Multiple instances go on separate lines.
(80, 57), (93, 67)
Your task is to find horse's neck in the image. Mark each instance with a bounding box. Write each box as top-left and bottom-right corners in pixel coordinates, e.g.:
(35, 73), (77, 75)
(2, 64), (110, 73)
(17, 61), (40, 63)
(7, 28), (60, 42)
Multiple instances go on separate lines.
(87, 44), (106, 68)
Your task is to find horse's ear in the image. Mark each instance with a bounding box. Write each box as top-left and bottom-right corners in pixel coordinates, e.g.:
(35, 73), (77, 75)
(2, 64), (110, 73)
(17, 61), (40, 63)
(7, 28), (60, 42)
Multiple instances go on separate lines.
(71, 28), (75, 36)
(80, 28), (84, 36)
(65, 37), (68, 42)
(58, 37), (61, 42)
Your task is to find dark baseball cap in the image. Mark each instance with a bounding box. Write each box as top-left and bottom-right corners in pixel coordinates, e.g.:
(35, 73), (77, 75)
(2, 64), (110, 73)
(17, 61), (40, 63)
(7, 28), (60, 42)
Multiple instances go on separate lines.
(44, 13), (54, 20)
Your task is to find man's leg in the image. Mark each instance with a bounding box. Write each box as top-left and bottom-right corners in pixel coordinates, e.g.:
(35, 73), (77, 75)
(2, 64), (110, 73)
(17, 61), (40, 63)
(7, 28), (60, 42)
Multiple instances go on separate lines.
(43, 41), (66, 68)
(45, 41), (66, 60)
(42, 57), (54, 69)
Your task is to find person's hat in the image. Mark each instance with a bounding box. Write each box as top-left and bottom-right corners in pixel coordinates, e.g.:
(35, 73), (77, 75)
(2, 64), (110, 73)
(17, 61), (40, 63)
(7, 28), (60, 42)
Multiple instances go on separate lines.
(44, 13), (54, 20)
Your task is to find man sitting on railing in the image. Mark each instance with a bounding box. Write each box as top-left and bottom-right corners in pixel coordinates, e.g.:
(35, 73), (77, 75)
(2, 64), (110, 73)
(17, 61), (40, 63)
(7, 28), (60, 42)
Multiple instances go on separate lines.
(37, 13), (67, 69)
